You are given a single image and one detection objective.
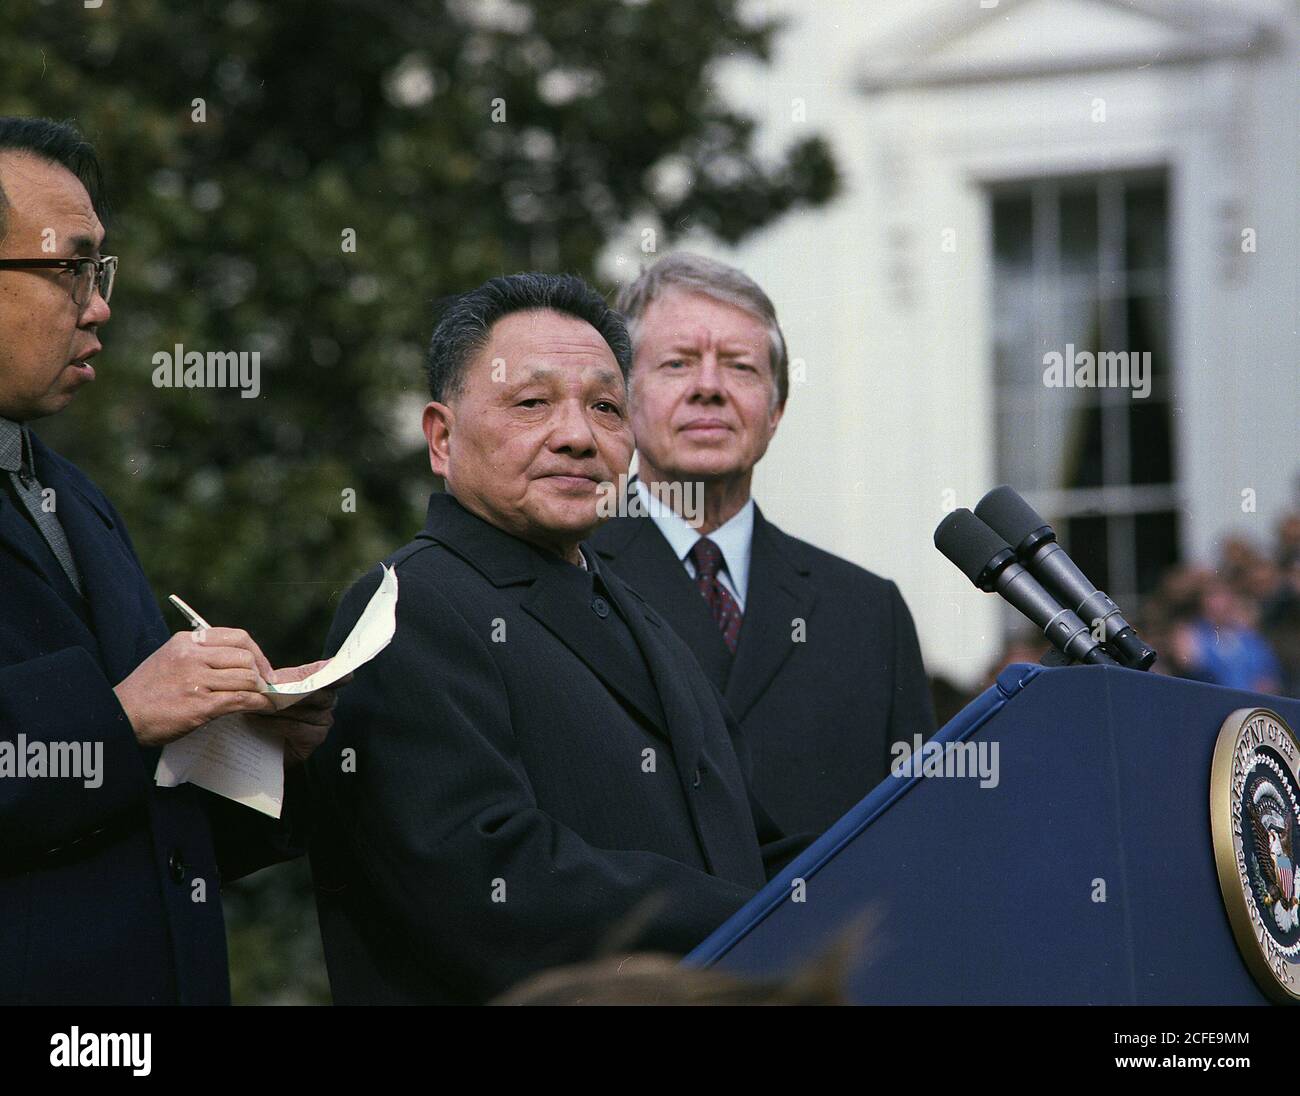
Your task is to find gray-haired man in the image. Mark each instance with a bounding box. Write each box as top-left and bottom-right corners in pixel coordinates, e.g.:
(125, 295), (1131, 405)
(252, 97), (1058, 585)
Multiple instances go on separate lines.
(590, 251), (936, 835)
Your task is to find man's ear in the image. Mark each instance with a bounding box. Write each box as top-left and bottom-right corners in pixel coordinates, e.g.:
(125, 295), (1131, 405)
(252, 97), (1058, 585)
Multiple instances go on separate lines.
(422, 400), (454, 477)
(768, 395), (786, 437)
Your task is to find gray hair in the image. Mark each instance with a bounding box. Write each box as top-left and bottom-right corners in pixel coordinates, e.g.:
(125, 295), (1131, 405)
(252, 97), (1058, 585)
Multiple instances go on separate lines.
(615, 252), (788, 407)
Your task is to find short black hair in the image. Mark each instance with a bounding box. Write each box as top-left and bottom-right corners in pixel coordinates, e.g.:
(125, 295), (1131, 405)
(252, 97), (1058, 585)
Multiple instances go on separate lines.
(0, 117), (105, 241)
(426, 272), (631, 403)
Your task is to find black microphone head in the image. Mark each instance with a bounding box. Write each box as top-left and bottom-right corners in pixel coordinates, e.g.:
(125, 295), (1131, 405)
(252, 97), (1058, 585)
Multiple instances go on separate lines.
(975, 485), (1054, 551)
(934, 508), (1014, 588)
(1111, 627), (1159, 671)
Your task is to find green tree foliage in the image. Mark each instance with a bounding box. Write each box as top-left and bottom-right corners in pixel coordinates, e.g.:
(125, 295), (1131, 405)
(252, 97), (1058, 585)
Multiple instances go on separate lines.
(1, 0), (837, 1002)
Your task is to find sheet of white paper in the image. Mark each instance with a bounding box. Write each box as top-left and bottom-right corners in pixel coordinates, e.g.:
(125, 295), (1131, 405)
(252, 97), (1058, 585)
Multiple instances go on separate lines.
(264, 565), (399, 696)
(155, 713), (285, 817)
(155, 565), (399, 815)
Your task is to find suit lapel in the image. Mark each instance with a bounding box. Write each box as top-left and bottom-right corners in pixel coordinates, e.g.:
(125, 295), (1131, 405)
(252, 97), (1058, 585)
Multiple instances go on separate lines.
(598, 574), (724, 858)
(35, 444), (165, 683)
(723, 506), (817, 722)
(604, 568), (786, 883)
(0, 487), (72, 598)
(592, 514), (734, 691)
(418, 492), (671, 740)
(520, 571), (670, 741)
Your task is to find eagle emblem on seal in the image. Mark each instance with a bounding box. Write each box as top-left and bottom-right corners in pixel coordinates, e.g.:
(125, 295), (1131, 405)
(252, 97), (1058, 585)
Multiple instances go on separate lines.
(1249, 781), (1300, 932)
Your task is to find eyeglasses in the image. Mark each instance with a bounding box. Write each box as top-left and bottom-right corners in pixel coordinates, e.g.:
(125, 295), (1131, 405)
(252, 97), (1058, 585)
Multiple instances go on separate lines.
(0, 255), (118, 309)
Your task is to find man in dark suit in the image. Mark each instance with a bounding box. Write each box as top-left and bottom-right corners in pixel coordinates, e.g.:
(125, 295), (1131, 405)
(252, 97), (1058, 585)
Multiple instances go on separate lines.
(0, 117), (336, 1004)
(590, 252), (935, 836)
(307, 273), (803, 1005)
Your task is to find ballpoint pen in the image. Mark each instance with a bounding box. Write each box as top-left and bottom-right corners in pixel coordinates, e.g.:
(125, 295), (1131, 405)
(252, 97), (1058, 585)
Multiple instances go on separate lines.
(167, 593), (212, 630)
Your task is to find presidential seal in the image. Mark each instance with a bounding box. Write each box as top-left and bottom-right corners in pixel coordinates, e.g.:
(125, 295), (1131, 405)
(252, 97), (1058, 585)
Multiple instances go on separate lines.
(1211, 707), (1300, 1003)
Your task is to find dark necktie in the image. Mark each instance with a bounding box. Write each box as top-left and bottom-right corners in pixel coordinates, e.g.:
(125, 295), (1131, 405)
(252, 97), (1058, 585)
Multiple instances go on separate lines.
(5, 428), (84, 597)
(689, 536), (742, 654)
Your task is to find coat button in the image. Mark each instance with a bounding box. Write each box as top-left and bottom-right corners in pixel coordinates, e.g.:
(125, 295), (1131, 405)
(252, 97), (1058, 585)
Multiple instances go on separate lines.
(591, 595), (610, 618)
(168, 849), (186, 883)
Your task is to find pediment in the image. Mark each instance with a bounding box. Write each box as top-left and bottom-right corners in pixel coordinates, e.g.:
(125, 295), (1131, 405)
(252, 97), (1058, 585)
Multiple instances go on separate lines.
(859, 0), (1274, 91)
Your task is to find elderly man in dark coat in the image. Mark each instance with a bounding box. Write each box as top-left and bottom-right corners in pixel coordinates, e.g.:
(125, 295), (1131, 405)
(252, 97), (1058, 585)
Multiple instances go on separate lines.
(307, 273), (802, 1005)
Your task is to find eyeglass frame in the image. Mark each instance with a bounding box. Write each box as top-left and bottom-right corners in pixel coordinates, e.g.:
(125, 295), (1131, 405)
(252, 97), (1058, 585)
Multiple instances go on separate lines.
(0, 255), (118, 309)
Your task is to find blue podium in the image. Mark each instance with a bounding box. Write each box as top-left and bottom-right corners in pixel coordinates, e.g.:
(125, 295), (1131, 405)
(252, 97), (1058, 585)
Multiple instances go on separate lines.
(687, 664), (1300, 1004)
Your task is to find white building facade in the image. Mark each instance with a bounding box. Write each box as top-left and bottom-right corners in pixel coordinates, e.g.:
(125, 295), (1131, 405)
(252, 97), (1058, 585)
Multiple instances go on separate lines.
(608, 0), (1299, 688)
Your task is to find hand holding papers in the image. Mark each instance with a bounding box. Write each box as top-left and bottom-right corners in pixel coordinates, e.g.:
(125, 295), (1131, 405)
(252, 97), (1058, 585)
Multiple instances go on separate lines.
(262, 567), (398, 701)
(155, 565), (398, 817)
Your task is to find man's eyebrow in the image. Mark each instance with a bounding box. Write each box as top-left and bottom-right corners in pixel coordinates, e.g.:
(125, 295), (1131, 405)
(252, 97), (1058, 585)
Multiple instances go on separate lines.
(499, 366), (556, 392)
(501, 365), (622, 393)
(519, 366), (557, 383)
(66, 234), (103, 256)
(660, 345), (757, 360)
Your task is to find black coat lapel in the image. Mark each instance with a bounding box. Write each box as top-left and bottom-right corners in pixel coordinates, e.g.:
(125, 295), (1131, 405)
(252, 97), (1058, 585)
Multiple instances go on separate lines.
(35, 441), (167, 684)
(417, 492), (671, 740)
(591, 515), (734, 691)
(0, 487), (76, 601)
(723, 506), (817, 722)
(600, 573), (716, 778)
(519, 571), (670, 741)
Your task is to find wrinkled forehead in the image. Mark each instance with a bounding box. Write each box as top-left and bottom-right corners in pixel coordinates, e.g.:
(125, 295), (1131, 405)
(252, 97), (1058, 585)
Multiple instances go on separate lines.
(475, 309), (624, 385)
(634, 287), (771, 353)
(0, 151), (104, 251)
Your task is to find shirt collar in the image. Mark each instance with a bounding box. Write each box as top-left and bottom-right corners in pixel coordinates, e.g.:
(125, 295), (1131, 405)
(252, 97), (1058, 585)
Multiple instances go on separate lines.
(0, 416), (26, 475)
(634, 478), (755, 600)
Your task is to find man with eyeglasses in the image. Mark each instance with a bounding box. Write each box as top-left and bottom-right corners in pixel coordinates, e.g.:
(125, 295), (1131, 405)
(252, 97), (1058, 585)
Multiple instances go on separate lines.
(0, 116), (338, 1004)
(0, 254), (116, 333)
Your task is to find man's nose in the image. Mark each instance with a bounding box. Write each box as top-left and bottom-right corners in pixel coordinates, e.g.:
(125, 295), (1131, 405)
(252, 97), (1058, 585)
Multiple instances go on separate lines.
(80, 288), (111, 328)
(549, 400), (598, 453)
(688, 353), (725, 401)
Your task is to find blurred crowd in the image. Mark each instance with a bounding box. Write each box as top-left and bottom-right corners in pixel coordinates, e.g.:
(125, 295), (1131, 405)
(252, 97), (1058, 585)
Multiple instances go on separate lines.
(1145, 512), (1300, 698)
(933, 508), (1300, 723)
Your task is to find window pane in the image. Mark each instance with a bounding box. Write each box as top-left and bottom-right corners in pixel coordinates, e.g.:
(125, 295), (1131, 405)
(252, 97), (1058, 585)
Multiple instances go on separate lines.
(1060, 187), (1098, 275)
(1125, 181), (1168, 274)
(993, 292), (1044, 387)
(992, 193), (1033, 271)
(1125, 293), (1170, 395)
(1134, 510), (1180, 596)
(1061, 513), (1110, 593)
(1062, 403), (1105, 489)
(1058, 291), (1104, 377)
(1128, 400), (1175, 485)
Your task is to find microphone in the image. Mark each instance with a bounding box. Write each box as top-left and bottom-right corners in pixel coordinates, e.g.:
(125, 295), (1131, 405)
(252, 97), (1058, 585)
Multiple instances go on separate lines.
(974, 485), (1157, 671)
(934, 508), (1119, 666)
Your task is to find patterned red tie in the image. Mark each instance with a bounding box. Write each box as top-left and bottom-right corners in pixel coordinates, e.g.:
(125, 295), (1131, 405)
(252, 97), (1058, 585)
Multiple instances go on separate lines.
(689, 537), (743, 654)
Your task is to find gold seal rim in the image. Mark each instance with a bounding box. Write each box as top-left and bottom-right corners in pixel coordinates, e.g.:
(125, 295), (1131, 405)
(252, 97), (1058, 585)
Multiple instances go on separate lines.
(1210, 706), (1300, 1005)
